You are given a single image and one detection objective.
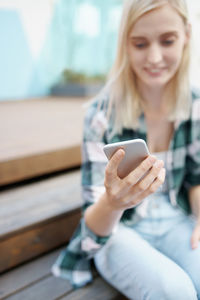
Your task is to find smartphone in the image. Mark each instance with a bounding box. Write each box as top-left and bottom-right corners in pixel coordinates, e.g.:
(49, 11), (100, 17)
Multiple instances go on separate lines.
(103, 139), (150, 178)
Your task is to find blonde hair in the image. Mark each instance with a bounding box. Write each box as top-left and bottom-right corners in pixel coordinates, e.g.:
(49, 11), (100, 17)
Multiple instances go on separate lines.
(101, 0), (191, 135)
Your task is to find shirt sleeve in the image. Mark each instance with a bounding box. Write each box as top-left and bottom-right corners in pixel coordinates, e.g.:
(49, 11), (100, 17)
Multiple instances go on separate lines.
(51, 218), (110, 288)
(80, 98), (112, 247)
(82, 100), (108, 209)
(185, 97), (200, 187)
(52, 98), (111, 288)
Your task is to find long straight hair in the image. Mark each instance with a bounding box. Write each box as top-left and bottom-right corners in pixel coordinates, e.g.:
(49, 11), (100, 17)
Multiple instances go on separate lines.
(100, 0), (191, 136)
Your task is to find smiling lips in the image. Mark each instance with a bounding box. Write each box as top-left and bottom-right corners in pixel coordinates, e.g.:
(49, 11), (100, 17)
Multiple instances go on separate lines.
(144, 67), (167, 76)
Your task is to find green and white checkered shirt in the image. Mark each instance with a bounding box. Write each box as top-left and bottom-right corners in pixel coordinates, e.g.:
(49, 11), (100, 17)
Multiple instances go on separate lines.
(52, 89), (200, 288)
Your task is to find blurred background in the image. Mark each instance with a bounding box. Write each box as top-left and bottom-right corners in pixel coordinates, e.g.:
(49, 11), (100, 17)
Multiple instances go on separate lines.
(0, 0), (199, 101)
(0, 0), (122, 100)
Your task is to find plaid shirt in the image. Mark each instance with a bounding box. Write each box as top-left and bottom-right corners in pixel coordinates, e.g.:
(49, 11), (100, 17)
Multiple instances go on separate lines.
(52, 89), (200, 288)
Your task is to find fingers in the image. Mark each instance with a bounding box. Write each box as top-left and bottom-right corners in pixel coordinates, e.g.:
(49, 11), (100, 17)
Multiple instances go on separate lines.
(137, 160), (164, 192)
(124, 155), (157, 187)
(131, 167), (166, 204)
(148, 167), (166, 193)
(105, 149), (125, 183)
(191, 224), (200, 249)
(104, 152), (166, 210)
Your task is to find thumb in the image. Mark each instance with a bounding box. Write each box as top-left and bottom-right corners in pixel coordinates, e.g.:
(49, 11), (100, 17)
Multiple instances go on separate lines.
(191, 224), (200, 250)
(106, 148), (125, 179)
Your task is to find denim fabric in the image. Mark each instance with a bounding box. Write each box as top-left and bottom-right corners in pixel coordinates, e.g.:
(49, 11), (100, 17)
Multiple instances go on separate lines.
(94, 194), (200, 300)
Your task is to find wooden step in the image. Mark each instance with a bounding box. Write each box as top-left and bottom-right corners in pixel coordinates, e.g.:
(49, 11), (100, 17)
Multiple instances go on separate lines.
(0, 97), (87, 186)
(0, 247), (128, 300)
(0, 169), (82, 273)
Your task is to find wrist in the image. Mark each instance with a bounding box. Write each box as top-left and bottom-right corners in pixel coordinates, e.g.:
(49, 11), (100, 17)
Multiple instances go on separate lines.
(84, 191), (124, 237)
(100, 191), (124, 215)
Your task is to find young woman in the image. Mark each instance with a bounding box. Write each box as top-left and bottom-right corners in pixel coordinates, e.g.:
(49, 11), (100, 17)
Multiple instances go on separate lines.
(52, 1), (200, 299)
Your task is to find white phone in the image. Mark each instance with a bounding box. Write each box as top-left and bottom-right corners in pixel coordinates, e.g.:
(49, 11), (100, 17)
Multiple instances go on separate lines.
(103, 139), (150, 178)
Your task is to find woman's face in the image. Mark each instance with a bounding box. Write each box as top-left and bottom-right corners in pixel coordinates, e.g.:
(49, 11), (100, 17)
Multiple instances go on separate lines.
(127, 4), (189, 90)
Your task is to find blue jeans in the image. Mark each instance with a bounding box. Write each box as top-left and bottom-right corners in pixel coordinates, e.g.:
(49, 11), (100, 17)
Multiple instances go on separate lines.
(94, 194), (200, 300)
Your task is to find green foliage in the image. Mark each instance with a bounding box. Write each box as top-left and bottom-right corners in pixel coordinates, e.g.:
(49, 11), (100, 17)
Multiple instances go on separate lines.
(61, 69), (106, 84)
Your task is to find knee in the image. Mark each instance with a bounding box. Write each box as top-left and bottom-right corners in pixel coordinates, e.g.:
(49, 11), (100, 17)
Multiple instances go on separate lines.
(151, 273), (197, 300)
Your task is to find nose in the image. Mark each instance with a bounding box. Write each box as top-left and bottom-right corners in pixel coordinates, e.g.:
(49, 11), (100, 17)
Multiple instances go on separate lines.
(147, 43), (163, 65)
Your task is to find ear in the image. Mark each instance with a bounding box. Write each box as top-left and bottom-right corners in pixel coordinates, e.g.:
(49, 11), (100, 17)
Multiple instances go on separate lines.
(184, 23), (191, 45)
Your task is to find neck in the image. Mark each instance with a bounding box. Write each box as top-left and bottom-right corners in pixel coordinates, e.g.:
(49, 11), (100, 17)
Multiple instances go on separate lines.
(137, 82), (167, 112)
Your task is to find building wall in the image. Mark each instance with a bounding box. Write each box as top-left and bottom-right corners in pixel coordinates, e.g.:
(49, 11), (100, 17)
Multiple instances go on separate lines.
(0, 0), (199, 101)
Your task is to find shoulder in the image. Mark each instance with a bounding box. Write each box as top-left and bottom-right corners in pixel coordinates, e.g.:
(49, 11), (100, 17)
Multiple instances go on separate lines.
(84, 93), (109, 126)
(191, 87), (200, 121)
(191, 86), (200, 101)
(83, 93), (109, 141)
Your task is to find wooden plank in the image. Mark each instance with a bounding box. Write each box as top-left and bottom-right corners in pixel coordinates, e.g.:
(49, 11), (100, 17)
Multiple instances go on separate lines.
(0, 248), (63, 299)
(0, 256), (127, 300)
(0, 97), (86, 160)
(0, 244), (128, 300)
(0, 146), (81, 186)
(60, 277), (126, 300)
(0, 97), (87, 185)
(0, 170), (82, 238)
(0, 210), (81, 273)
(4, 276), (127, 300)
(0, 169), (83, 273)
(4, 275), (72, 300)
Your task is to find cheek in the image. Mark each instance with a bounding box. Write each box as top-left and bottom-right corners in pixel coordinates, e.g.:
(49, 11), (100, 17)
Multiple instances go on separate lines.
(165, 44), (185, 66)
(130, 60), (141, 76)
(129, 52), (144, 72)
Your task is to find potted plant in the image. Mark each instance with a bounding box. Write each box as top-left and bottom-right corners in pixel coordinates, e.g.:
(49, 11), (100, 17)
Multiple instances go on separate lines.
(50, 69), (105, 97)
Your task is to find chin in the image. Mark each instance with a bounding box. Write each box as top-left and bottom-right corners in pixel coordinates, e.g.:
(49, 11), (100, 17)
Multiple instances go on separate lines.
(142, 74), (173, 88)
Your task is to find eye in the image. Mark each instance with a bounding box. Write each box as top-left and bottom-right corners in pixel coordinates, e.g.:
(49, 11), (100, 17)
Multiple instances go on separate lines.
(134, 42), (148, 49)
(161, 39), (175, 46)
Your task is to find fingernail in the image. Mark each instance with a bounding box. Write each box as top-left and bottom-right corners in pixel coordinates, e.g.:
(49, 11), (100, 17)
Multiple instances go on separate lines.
(149, 155), (156, 163)
(192, 243), (198, 249)
(118, 148), (125, 156)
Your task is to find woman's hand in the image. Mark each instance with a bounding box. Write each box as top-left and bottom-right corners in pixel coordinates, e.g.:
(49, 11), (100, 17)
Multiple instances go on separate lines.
(104, 148), (166, 211)
(189, 185), (200, 249)
(191, 222), (200, 249)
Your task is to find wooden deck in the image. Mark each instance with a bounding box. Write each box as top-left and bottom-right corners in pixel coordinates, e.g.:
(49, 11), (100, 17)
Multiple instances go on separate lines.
(0, 97), (128, 299)
(0, 247), (127, 300)
(0, 97), (87, 185)
(0, 169), (82, 273)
